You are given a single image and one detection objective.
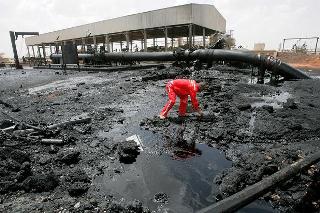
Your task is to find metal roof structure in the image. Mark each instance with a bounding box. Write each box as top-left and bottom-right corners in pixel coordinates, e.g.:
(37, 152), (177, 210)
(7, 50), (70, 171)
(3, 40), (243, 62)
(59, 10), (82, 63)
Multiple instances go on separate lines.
(25, 3), (226, 46)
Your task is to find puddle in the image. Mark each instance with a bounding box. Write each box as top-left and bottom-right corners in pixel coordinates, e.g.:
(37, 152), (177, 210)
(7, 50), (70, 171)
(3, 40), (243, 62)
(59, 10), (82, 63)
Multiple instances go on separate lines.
(251, 91), (291, 109)
(96, 128), (231, 212)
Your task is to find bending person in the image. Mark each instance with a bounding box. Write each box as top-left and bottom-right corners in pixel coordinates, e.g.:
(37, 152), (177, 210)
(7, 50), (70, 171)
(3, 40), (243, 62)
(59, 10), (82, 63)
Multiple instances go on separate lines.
(160, 79), (205, 119)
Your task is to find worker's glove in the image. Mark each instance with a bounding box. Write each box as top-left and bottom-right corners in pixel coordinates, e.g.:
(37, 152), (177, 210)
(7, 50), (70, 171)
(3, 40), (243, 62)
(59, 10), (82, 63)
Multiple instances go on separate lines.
(159, 114), (166, 120)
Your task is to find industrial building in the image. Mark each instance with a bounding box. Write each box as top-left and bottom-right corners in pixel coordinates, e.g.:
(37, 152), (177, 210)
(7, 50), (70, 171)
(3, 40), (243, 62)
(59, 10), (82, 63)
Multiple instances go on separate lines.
(25, 3), (226, 59)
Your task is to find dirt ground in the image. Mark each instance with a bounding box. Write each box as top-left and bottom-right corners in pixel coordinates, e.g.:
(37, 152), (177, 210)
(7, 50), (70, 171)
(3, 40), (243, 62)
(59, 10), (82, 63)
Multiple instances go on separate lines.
(0, 65), (319, 213)
(277, 52), (320, 71)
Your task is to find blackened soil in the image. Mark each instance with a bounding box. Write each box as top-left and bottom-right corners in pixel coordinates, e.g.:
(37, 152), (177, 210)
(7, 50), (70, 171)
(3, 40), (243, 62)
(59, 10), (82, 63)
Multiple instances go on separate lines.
(0, 66), (319, 212)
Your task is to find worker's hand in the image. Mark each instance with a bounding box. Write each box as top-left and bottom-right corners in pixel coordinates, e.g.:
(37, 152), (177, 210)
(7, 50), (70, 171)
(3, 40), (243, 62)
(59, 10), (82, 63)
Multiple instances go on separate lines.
(159, 114), (166, 120)
(197, 109), (204, 117)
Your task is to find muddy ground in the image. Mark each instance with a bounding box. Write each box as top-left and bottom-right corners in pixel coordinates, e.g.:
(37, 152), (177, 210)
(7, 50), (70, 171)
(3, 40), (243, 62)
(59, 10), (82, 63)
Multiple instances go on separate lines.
(0, 65), (319, 213)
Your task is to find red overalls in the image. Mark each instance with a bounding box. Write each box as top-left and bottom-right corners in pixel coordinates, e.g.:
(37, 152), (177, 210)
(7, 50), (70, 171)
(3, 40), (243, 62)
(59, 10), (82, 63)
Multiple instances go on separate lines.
(160, 79), (200, 117)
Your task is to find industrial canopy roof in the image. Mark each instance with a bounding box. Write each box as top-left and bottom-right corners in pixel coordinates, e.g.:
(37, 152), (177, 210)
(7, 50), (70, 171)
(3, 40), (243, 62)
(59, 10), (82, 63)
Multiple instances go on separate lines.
(25, 3), (226, 46)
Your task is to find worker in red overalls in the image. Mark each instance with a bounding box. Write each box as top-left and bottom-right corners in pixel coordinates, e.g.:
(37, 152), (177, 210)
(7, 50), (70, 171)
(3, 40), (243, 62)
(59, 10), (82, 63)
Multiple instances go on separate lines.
(160, 79), (205, 119)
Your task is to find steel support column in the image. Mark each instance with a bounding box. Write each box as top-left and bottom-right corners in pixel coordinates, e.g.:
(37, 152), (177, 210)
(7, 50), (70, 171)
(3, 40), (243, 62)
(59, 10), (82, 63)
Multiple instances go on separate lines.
(27, 46), (31, 58)
(120, 41), (123, 52)
(188, 24), (193, 48)
(203, 27), (206, 47)
(143, 29), (147, 52)
(105, 35), (110, 52)
(55, 42), (59, 54)
(49, 44), (53, 54)
(27, 46), (31, 66)
(9, 31), (20, 69)
(125, 32), (130, 51)
(93, 36), (97, 51)
(42, 44), (47, 64)
(164, 27), (168, 51)
(81, 38), (86, 52)
(32, 46), (35, 57)
(37, 45), (41, 58)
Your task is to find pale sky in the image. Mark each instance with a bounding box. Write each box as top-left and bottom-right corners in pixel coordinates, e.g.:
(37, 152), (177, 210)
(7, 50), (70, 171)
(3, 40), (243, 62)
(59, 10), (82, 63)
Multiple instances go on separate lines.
(1, 0), (319, 57)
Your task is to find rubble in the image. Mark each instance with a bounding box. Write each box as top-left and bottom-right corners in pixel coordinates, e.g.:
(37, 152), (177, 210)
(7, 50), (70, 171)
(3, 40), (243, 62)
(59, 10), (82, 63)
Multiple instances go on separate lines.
(0, 66), (319, 212)
(153, 192), (169, 204)
(22, 172), (59, 192)
(117, 140), (140, 164)
(57, 150), (80, 165)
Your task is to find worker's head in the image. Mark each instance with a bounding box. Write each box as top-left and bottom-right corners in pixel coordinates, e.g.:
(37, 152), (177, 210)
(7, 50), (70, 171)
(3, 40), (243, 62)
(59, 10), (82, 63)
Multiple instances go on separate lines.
(198, 82), (209, 92)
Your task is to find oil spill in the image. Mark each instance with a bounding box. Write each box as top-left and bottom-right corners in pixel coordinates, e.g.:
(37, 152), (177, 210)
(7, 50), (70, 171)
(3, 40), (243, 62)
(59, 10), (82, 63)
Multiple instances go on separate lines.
(96, 129), (232, 212)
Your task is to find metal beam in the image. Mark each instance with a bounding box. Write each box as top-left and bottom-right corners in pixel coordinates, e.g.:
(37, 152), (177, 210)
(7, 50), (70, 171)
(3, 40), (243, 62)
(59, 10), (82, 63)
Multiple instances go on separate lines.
(164, 27), (168, 51)
(188, 24), (193, 48)
(105, 35), (110, 52)
(14, 32), (39, 37)
(37, 45), (41, 58)
(93, 36), (97, 51)
(26, 46), (31, 66)
(55, 42), (59, 54)
(42, 44), (47, 65)
(27, 46), (31, 58)
(283, 36), (320, 40)
(125, 32), (130, 51)
(141, 39), (144, 51)
(32, 46), (35, 57)
(9, 31), (20, 69)
(143, 29), (147, 52)
(203, 27), (206, 47)
(81, 38), (86, 52)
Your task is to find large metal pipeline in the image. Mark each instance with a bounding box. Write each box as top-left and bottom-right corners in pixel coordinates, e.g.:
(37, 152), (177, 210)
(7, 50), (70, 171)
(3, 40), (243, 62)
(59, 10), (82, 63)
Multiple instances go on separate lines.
(51, 49), (311, 79)
(51, 53), (94, 60)
(188, 49), (310, 79)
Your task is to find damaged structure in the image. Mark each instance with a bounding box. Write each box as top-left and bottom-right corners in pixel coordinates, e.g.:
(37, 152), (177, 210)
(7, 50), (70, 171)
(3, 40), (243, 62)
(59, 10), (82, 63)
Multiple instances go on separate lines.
(25, 3), (226, 58)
